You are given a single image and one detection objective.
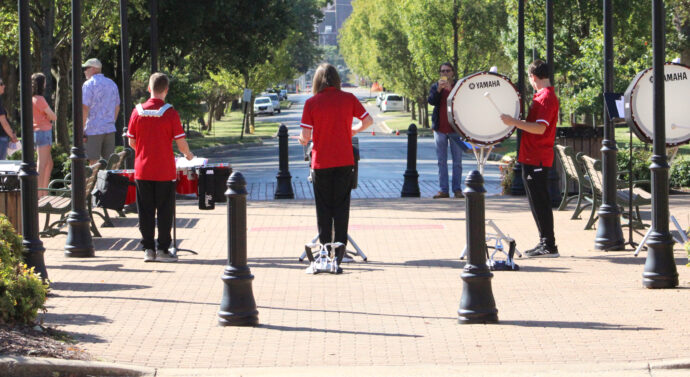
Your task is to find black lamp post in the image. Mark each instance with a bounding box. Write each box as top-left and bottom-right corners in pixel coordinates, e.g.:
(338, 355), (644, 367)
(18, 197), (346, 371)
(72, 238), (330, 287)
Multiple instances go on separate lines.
(595, 0), (625, 250)
(510, 0), (526, 196)
(64, 0), (94, 258)
(150, 0), (158, 73)
(119, 0), (134, 169)
(643, 0), (678, 288)
(17, 0), (48, 279)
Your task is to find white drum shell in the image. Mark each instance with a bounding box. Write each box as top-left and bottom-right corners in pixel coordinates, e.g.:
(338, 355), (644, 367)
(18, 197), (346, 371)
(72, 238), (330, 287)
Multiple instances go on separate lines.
(624, 63), (690, 147)
(447, 72), (520, 146)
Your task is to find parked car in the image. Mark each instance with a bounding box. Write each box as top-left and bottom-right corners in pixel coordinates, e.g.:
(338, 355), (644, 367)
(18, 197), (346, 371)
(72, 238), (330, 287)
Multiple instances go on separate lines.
(279, 89), (288, 100)
(254, 96), (274, 115)
(262, 93), (281, 114)
(375, 92), (386, 108)
(380, 93), (404, 112)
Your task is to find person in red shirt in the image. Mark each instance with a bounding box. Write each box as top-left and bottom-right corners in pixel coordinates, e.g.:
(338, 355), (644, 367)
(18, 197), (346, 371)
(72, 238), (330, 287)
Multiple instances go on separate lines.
(298, 63), (373, 273)
(127, 73), (194, 263)
(500, 59), (560, 258)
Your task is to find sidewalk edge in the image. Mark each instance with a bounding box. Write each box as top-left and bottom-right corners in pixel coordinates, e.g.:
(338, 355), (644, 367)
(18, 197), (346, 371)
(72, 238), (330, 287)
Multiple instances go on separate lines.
(0, 356), (155, 377)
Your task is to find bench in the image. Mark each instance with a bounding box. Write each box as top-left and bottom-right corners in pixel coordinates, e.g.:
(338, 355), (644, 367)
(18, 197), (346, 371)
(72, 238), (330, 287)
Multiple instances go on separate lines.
(554, 144), (592, 220)
(577, 153), (651, 230)
(38, 160), (107, 237)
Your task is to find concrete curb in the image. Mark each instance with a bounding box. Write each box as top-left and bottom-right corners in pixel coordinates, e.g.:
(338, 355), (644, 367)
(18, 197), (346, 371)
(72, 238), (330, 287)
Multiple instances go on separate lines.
(650, 358), (690, 370)
(0, 356), (155, 377)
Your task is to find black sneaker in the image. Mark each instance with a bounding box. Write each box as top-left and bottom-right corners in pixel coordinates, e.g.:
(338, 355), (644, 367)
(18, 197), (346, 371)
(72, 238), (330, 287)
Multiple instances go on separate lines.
(524, 242), (544, 255)
(525, 244), (559, 258)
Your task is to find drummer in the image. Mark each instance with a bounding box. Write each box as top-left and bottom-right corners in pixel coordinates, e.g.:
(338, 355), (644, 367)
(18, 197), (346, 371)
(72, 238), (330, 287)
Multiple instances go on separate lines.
(499, 60), (559, 258)
(126, 72), (194, 263)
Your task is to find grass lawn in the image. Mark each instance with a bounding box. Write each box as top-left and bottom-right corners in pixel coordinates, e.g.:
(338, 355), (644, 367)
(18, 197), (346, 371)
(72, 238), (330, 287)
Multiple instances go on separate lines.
(180, 110), (279, 152)
(379, 111), (433, 136)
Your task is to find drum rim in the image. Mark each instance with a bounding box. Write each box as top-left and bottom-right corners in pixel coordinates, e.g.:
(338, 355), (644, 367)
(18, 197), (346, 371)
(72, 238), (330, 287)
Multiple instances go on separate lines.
(449, 71), (520, 146)
(627, 62), (690, 147)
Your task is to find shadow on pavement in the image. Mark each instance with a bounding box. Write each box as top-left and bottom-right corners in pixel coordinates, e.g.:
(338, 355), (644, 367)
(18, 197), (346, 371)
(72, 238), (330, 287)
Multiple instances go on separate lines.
(257, 323), (422, 338)
(501, 320), (661, 331)
(258, 305), (456, 321)
(94, 237), (142, 251)
(50, 282), (151, 292)
(41, 312), (112, 327)
(47, 263), (172, 274)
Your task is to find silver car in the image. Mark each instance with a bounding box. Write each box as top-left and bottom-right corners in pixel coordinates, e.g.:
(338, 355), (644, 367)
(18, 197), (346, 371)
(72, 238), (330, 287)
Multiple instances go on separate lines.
(380, 94), (404, 112)
(254, 96), (274, 115)
(262, 93), (281, 114)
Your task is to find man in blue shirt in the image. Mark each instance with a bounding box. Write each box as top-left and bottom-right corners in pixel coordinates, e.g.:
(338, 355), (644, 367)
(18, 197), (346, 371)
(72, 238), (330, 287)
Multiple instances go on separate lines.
(82, 58), (120, 164)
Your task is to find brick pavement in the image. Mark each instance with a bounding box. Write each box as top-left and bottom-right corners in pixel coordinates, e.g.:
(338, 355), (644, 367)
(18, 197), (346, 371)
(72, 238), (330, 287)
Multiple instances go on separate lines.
(38, 194), (690, 372)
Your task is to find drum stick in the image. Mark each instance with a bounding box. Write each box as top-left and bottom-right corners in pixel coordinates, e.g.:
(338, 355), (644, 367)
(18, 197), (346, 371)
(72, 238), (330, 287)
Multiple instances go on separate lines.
(483, 92), (502, 115)
(671, 123), (690, 130)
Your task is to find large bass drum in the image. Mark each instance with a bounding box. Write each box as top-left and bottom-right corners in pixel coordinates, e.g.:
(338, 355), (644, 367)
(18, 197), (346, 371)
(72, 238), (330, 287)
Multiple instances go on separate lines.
(624, 63), (690, 147)
(447, 71), (520, 146)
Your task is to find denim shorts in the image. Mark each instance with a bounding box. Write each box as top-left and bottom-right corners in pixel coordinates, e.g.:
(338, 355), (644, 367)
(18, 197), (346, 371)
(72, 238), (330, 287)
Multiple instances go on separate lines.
(34, 130), (52, 147)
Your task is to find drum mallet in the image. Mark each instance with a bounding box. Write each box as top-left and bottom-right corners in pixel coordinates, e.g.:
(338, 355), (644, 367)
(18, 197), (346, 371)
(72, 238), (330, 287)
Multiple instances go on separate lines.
(483, 92), (502, 115)
(671, 123), (690, 130)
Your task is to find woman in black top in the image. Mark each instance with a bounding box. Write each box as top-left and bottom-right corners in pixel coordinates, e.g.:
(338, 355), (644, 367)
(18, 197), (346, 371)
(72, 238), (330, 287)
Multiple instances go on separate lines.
(0, 79), (19, 159)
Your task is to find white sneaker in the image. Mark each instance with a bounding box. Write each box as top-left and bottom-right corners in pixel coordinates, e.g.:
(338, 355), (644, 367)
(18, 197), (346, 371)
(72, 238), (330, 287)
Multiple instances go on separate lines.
(144, 249), (156, 262)
(155, 250), (178, 263)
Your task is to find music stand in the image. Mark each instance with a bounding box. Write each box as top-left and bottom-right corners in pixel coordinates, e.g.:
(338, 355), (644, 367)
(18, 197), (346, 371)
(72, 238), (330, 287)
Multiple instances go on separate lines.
(169, 169), (197, 257)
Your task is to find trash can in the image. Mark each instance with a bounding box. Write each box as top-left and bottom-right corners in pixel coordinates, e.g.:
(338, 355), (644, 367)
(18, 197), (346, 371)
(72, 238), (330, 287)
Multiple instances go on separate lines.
(195, 163), (233, 210)
(0, 161), (22, 233)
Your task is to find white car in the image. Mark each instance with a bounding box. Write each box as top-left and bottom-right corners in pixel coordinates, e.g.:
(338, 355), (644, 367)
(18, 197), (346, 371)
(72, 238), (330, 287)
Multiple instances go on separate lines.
(262, 93), (281, 114)
(380, 94), (404, 112)
(254, 96), (274, 115)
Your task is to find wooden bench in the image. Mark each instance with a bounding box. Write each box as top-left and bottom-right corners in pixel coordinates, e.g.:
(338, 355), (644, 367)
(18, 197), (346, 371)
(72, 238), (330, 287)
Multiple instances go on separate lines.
(554, 144), (592, 220)
(577, 153), (651, 230)
(38, 160), (106, 237)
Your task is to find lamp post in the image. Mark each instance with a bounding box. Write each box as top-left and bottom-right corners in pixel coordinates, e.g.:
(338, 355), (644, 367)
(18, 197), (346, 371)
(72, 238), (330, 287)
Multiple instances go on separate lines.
(64, 0), (94, 258)
(17, 0), (48, 279)
(150, 0), (158, 73)
(119, 0), (133, 169)
(510, 0), (526, 196)
(643, 0), (678, 288)
(595, 0), (625, 250)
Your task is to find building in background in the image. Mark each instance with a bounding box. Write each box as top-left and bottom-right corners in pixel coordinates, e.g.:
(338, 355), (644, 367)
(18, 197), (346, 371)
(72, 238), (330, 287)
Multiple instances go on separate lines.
(317, 0), (352, 47)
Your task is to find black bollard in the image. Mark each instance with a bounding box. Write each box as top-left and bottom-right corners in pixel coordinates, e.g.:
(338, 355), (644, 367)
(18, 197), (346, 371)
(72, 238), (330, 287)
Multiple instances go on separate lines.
(219, 172), (259, 326)
(401, 124), (420, 197)
(274, 124), (294, 199)
(458, 171), (498, 324)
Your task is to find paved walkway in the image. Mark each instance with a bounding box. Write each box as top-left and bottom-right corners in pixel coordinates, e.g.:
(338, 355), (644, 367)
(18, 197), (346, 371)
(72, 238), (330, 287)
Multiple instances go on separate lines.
(38, 193), (690, 375)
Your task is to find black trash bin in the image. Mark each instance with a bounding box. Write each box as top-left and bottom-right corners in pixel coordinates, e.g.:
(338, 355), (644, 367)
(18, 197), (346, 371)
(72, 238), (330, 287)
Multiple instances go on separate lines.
(0, 160), (22, 233)
(195, 164), (233, 210)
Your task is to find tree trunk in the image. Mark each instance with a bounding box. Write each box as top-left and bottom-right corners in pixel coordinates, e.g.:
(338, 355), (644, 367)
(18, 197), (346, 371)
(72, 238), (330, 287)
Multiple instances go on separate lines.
(452, 0), (460, 72)
(54, 48), (71, 148)
(214, 101), (225, 121)
(206, 101), (215, 132)
(410, 101), (416, 121)
(249, 96), (255, 133)
(417, 99), (422, 125)
(35, 2), (56, 107)
(243, 72), (252, 134)
(0, 57), (20, 125)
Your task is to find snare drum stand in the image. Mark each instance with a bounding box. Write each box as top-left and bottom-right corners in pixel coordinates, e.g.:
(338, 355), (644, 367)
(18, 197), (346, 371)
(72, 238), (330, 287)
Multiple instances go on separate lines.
(298, 230), (367, 263)
(169, 177), (198, 257)
(460, 143), (522, 264)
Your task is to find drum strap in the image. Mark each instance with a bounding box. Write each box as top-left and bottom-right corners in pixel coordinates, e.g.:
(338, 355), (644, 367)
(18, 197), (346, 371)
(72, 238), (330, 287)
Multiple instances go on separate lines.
(136, 103), (172, 117)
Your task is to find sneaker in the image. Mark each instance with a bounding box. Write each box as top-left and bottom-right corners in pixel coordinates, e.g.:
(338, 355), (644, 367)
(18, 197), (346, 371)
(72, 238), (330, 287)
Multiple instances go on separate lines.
(523, 242), (544, 255)
(336, 267), (343, 274)
(144, 249), (156, 262)
(155, 250), (178, 263)
(454, 190), (464, 198)
(433, 191), (450, 199)
(525, 244), (559, 258)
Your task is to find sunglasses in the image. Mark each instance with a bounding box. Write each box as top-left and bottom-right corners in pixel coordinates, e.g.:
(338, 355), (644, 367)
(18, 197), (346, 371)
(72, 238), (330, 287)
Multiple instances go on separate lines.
(439, 69), (453, 73)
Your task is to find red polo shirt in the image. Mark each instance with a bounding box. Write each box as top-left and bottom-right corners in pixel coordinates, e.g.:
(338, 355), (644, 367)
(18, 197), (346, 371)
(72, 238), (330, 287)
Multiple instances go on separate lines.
(126, 98), (186, 181)
(518, 87), (559, 167)
(300, 87), (368, 169)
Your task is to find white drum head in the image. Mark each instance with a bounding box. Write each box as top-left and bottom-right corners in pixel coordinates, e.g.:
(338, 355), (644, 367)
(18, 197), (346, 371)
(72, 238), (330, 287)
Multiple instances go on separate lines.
(447, 72), (520, 146)
(624, 63), (690, 147)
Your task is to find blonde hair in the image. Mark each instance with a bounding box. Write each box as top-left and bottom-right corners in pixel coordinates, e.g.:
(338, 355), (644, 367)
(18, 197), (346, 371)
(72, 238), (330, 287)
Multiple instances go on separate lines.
(311, 63), (341, 95)
(149, 72), (169, 94)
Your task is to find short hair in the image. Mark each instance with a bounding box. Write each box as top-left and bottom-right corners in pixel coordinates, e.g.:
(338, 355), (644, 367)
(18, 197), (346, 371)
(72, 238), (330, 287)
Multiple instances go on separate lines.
(149, 72), (169, 94)
(529, 59), (550, 80)
(439, 62), (455, 73)
(312, 63), (341, 94)
(31, 73), (46, 96)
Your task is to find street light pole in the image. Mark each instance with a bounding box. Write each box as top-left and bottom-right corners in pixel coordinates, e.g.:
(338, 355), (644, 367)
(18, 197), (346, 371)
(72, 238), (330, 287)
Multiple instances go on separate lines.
(17, 0), (48, 279)
(644, 0), (678, 288)
(119, 0), (134, 169)
(596, 0), (625, 250)
(64, 0), (95, 258)
(510, 0), (526, 196)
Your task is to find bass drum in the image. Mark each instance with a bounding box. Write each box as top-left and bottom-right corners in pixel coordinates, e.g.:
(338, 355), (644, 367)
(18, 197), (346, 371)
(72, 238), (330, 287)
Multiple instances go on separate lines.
(624, 63), (690, 147)
(447, 71), (520, 146)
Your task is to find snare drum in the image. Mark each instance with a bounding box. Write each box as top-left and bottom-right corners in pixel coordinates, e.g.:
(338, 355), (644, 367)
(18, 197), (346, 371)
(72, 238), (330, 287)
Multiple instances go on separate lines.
(447, 71), (520, 146)
(176, 167), (198, 195)
(624, 63), (690, 147)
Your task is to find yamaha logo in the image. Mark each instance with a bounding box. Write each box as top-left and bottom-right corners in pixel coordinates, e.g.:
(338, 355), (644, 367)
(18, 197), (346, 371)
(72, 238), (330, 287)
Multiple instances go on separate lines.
(469, 80), (501, 90)
(469, 83), (475, 89)
(649, 71), (688, 83)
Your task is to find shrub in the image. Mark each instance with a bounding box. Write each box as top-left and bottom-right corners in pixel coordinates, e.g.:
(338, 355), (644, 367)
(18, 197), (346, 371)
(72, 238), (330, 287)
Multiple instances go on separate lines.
(0, 216), (48, 324)
(670, 157), (690, 188)
(617, 148), (652, 191)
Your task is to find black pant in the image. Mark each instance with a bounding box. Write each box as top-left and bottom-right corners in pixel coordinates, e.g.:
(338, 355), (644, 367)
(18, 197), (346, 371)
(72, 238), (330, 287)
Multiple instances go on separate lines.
(312, 165), (354, 247)
(135, 179), (176, 251)
(522, 164), (555, 247)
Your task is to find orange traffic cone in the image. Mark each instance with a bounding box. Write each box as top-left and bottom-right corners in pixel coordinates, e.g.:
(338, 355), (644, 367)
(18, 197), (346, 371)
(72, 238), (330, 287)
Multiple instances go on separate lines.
(395, 130), (400, 136)
(371, 130), (376, 136)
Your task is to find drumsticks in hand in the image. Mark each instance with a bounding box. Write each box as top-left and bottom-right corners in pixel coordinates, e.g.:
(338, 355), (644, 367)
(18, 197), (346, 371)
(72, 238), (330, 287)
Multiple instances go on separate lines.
(483, 92), (502, 115)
